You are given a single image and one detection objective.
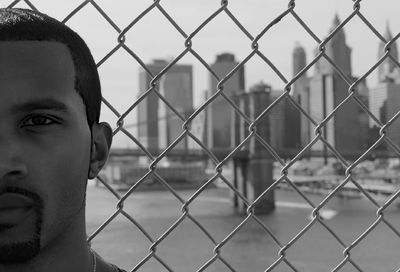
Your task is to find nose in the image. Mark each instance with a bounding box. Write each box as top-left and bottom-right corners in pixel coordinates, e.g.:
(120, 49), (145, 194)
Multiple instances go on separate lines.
(0, 140), (28, 182)
(0, 161), (28, 181)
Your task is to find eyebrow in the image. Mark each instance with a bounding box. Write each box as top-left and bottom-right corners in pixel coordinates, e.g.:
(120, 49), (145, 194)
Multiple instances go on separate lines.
(11, 98), (69, 114)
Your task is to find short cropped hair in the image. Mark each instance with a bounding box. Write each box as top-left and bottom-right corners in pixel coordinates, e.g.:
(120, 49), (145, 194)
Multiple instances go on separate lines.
(0, 8), (101, 127)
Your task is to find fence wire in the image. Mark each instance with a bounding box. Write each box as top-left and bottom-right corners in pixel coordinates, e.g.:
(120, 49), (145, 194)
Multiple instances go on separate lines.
(4, 0), (400, 271)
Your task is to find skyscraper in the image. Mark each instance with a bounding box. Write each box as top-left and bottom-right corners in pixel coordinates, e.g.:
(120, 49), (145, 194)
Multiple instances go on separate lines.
(295, 15), (369, 156)
(206, 53), (245, 150)
(370, 23), (399, 126)
(138, 59), (193, 151)
(370, 22), (400, 148)
(292, 43), (310, 147)
(377, 23), (399, 83)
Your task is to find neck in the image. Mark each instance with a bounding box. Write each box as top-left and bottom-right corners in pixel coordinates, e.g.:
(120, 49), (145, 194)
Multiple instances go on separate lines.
(0, 210), (93, 272)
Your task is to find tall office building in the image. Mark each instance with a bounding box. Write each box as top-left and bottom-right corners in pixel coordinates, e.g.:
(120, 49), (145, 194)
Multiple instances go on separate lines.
(377, 23), (399, 83)
(370, 23), (400, 147)
(292, 43), (310, 147)
(206, 53), (245, 150)
(138, 59), (193, 151)
(295, 15), (369, 156)
(370, 23), (399, 126)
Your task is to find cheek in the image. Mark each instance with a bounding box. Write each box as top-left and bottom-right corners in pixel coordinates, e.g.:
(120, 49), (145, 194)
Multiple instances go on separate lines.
(33, 130), (92, 229)
(54, 155), (89, 206)
(49, 134), (91, 204)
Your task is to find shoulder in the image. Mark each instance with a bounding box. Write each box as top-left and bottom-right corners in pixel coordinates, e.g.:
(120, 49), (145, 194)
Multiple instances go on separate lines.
(94, 252), (126, 272)
(112, 265), (127, 272)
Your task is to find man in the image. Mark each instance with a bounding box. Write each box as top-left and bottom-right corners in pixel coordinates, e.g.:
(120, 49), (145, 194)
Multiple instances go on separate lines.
(0, 8), (126, 272)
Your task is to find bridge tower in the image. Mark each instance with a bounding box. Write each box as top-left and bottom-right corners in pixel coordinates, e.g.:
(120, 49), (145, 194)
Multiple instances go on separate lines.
(233, 86), (275, 214)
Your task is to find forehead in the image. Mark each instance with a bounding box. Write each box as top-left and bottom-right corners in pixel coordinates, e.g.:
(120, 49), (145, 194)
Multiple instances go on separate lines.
(0, 41), (84, 113)
(0, 40), (74, 86)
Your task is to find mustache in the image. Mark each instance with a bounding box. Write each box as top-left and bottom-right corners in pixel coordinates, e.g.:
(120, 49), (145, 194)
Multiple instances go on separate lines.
(0, 186), (43, 208)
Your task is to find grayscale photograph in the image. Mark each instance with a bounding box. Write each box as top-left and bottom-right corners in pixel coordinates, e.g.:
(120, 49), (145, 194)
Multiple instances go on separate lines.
(1, 1), (400, 271)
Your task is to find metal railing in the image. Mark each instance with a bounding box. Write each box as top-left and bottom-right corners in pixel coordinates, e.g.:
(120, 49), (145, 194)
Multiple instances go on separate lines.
(4, 1), (400, 271)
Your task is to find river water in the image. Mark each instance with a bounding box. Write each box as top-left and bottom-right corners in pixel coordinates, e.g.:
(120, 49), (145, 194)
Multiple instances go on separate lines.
(86, 185), (400, 271)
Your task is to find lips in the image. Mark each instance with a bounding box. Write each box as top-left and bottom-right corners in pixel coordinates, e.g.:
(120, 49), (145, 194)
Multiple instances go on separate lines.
(0, 193), (35, 211)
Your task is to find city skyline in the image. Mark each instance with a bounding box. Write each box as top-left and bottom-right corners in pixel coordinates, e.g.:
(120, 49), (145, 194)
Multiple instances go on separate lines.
(4, 1), (400, 149)
(124, 14), (400, 153)
(5, 1), (399, 90)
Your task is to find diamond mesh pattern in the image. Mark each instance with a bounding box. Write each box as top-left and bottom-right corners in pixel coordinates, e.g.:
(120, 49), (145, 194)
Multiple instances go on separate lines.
(3, 1), (400, 271)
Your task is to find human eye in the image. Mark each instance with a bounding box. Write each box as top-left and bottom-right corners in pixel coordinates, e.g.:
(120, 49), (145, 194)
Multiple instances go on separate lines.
(21, 114), (59, 127)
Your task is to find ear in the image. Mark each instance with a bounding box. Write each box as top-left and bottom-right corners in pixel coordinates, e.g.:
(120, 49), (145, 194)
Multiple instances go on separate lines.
(88, 122), (113, 179)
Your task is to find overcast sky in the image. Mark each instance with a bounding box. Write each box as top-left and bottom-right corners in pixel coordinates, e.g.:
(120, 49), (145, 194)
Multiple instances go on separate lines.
(3, 0), (400, 148)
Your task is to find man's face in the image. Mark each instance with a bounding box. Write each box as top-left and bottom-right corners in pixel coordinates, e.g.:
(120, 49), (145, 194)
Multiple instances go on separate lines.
(0, 41), (92, 263)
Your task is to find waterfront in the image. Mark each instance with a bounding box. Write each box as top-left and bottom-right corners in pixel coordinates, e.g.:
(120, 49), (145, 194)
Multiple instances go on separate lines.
(86, 183), (400, 272)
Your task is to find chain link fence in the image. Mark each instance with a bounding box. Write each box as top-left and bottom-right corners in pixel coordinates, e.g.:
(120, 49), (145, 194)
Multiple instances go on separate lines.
(4, 0), (400, 271)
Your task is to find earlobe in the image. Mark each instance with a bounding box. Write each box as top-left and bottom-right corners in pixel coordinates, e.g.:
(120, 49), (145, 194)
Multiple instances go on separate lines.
(88, 122), (113, 179)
